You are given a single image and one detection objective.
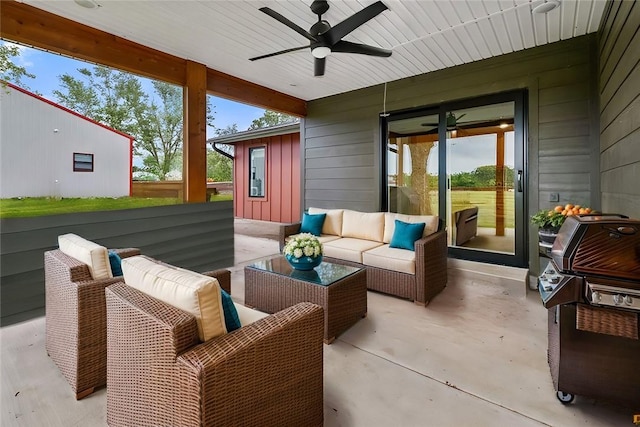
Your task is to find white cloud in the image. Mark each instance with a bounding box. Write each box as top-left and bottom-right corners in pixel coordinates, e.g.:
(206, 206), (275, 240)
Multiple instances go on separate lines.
(1, 41), (35, 68)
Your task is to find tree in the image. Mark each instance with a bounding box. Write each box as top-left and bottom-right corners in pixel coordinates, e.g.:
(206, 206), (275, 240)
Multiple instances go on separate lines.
(207, 150), (232, 181)
(216, 123), (238, 136)
(54, 66), (218, 180)
(248, 110), (298, 130)
(139, 81), (184, 180)
(206, 124), (236, 181)
(0, 43), (36, 91)
(54, 66), (150, 146)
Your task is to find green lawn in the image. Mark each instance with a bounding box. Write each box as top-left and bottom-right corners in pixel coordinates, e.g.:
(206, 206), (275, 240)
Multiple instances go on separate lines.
(427, 190), (515, 228)
(0, 196), (230, 218)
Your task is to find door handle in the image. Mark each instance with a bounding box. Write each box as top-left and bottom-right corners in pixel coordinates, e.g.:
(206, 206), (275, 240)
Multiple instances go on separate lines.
(517, 170), (523, 192)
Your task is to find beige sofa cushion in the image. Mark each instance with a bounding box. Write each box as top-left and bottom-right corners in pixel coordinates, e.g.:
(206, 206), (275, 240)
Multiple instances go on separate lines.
(323, 238), (384, 263)
(308, 207), (344, 236)
(288, 233), (340, 246)
(121, 255), (226, 342)
(58, 233), (112, 280)
(383, 213), (439, 244)
(342, 210), (385, 242)
(362, 245), (416, 275)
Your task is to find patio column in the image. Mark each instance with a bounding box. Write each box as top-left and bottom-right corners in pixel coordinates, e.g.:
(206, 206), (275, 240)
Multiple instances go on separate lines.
(184, 60), (208, 202)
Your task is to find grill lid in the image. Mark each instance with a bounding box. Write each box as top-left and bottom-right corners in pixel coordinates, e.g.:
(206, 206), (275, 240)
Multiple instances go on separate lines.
(551, 215), (640, 283)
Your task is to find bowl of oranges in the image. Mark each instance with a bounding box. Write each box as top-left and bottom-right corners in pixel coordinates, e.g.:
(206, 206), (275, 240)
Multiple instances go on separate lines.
(531, 203), (593, 231)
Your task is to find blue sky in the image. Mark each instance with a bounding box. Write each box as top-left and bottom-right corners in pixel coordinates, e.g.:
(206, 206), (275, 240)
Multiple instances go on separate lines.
(4, 42), (267, 137)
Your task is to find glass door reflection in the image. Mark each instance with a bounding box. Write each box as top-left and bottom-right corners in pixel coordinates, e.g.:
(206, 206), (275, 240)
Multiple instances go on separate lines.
(446, 102), (515, 254)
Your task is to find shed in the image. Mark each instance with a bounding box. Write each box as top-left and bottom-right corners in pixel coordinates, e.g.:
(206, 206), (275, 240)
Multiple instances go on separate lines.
(208, 122), (300, 223)
(0, 82), (133, 199)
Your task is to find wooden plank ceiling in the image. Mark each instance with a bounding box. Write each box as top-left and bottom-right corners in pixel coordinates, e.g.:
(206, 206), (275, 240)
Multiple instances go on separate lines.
(14, 0), (607, 101)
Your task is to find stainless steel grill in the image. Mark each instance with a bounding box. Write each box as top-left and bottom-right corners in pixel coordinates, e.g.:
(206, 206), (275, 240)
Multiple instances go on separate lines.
(537, 214), (640, 407)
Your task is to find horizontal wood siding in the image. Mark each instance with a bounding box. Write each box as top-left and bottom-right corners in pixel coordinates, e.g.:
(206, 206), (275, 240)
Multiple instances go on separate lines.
(0, 202), (233, 326)
(599, 0), (640, 218)
(233, 135), (301, 223)
(304, 35), (600, 272)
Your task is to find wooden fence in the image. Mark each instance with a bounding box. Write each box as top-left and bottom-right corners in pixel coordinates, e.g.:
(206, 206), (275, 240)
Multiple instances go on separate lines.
(132, 181), (233, 200)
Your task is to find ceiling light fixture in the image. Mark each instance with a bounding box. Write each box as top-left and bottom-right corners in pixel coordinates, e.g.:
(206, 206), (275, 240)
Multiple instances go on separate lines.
(533, 0), (560, 14)
(311, 46), (331, 59)
(74, 0), (100, 9)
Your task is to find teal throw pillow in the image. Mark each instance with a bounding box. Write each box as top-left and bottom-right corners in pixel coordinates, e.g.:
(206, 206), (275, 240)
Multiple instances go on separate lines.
(389, 220), (426, 251)
(300, 212), (326, 236)
(220, 289), (241, 332)
(108, 250), (123, 276)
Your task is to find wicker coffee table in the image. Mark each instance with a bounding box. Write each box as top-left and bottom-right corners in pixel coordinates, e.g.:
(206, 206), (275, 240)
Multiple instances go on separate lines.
(245, 256), (367, 344)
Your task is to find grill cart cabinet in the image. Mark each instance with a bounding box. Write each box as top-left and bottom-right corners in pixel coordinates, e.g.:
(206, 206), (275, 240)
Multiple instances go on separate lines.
(547, 303), (640, 405)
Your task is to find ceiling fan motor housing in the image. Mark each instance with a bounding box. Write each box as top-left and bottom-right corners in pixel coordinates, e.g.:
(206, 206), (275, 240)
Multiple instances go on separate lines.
(310, 1), (330, 16)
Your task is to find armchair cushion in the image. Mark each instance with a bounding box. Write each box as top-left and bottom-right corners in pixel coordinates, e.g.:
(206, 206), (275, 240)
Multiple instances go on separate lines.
(108, 250), (123, 276)
(58, 233), (112, 280)
(300, 212), (326, 236)
(121, 255), (226, 341)
(221, 289), (241, 332)
(389, 220), (426, 251)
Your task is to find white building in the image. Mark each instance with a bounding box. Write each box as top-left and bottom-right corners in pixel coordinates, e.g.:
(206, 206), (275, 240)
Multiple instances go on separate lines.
(0, 82), (132, 199)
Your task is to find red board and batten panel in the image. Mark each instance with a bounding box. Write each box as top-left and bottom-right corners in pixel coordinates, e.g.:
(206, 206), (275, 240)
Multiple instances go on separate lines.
(233, 132), (300, 223)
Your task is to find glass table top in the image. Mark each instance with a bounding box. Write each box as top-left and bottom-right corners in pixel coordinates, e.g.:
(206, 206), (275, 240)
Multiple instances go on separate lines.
(247, 256), (362, 287)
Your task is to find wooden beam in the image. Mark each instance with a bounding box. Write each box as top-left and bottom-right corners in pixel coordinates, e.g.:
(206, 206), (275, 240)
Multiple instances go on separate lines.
(207, 69), (307, 117)
(184, 61), (208, 203)
(0, 1), (307, 116)
(0, 1), (186, 85)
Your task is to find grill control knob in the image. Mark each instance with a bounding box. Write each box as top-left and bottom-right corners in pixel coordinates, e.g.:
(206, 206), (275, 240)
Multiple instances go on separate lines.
(624, 295), (633, 306)
(591, 291), (601, 303)
(613, 294), (624, 305)
(549, 277), (560, 284)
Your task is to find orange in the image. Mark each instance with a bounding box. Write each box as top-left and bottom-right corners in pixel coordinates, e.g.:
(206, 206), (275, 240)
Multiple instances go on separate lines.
(585, 208), (592, 214)
(554, 206), (563, 213)
(566, 210), (574, 216)
(565, 204), (574, 210)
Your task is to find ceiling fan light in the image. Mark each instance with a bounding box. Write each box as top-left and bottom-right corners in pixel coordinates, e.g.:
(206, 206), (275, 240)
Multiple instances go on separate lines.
(533, 0), (560, 14)
(312, 46), (331, 59)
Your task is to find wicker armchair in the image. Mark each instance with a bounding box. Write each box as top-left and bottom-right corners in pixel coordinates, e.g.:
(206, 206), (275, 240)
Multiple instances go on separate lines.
(44, 248), (232, 399)
(106, 282), (324, 427)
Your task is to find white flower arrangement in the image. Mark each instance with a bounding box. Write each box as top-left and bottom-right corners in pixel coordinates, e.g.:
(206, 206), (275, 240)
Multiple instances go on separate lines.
(283, 233), (323, 260)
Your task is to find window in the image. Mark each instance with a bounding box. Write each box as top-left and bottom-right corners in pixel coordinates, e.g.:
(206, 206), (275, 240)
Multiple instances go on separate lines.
(249, 147), (265, 197)
(73, 152), (94, 172)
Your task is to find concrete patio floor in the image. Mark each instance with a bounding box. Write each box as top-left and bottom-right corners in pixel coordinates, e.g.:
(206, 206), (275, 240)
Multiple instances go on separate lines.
(1, 219), (634, 426)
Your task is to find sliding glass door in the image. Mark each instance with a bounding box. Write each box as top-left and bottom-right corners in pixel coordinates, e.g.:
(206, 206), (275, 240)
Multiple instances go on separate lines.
(384, 91), (526, 267)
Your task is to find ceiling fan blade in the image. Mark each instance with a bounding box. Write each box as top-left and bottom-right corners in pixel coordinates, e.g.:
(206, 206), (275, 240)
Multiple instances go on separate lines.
(314, 57), (326, 77)
(249, 45), (310, 61)
(323, 1), (388, 46)
(331, 40), (391, 57)
(259, 7), (317, 42)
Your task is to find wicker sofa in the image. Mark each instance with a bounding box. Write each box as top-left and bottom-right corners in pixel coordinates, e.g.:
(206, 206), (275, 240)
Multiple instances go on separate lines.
(279, 208), (448, 305)
(105, 255), (324, 427)
(44, 235), (230, 400)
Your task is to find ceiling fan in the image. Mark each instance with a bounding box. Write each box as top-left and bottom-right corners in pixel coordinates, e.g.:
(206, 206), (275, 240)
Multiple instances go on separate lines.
(421, 113), (467, 130)
(249, 0), (392, 77)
